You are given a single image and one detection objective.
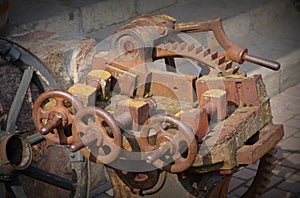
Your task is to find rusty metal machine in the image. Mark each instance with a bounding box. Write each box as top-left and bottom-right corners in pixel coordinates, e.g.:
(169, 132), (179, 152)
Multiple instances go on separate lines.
(0, 14), (283, 197)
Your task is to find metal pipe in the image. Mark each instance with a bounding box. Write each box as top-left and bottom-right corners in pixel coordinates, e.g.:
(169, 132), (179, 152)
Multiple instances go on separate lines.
(0, 134), (32, 171)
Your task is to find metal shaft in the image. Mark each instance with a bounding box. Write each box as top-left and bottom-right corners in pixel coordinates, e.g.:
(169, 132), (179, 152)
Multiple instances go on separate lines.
(41, 115), (62, 135)
(70, 133), (97, 152)
(242, 53), (281, 71)
(146, 143), (172, 164)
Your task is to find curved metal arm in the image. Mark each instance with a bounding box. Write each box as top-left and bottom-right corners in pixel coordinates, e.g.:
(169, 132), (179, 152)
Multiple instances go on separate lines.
(175, 18), (280, 71)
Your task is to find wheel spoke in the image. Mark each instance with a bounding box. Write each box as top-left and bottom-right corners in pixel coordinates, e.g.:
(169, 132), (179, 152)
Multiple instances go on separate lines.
(39, 108), (50, 119)
(21, 166), (75, 191)
(6, 68), (34, 133)
(6, 179), (27, 198)
(55, 97), (65, 107)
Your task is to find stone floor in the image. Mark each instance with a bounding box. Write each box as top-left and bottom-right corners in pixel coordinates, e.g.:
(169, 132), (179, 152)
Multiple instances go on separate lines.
(228, 83), (300, 197)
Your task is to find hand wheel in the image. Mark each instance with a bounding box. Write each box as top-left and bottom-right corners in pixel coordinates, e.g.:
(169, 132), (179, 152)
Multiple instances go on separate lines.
(139, 114), (197, 173)
(32, 90), (83, 144)
(70, 106), (122, 164)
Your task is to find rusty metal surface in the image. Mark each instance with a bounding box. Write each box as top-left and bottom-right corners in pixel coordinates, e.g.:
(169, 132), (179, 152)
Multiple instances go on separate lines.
(0, 38), (91, 197)
(32, 90), (83, 144)
(0, 13), (285, 197)
(140, 114), (197, 173)
(192, 105), (271, 170)
(237, 123), (284, 164)
(155, 42), (237, 75)
(0, 134), (32, 173)
(175, 18), (280, 70)
(196, 74), (262, 107)
(86, 70), (112, 98)
(242, 148), (277, 196)
(175, 107), (209, 140)
(71, 106), (122, 164)
(150, 70), (197, 103)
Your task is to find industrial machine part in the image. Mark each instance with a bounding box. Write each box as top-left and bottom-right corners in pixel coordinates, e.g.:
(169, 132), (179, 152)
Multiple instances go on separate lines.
(2, 13), (284, 197)
(32, 90), (84, 144)
(139, 114), (197, 173)
(0, 38), (91, 197)
(71, 106), (122, 164)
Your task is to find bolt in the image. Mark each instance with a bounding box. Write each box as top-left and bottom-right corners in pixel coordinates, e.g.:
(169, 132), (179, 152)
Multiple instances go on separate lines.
(134, 173), (149, 182)
(123, 40), (135, 52)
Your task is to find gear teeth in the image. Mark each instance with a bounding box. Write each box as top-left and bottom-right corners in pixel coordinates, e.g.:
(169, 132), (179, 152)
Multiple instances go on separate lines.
(157, 43), (170, 50)
(164, 43), (171, 49)
(187, 44), (195, 52)
(218, 60), (232, 71)
(157, 43), (164, 49)
(265, 156), (277, 165)
(259, 179), (271, 189)
(268, 148), (278, 155)
(179, 42), (187, 50)
(216, 56), (226, 65)
(155, 41), (240, 74)
(210, 52), (218, 60)
(242, 148), (277, 197)
(262, 172), (273, 179)
(171, 42), (179, 50)
(225, 66), (239, 74)
(195, 45), (203, 54)
(202, 48), (210, 57)
(224, 61), (233, 69)
(231, 66), (240, 74)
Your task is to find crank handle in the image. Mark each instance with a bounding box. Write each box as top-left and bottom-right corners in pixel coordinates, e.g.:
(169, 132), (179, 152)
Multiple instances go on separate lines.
(41, 115), (62, 135)
(70, 133), (98, 152)
(146, 142), (173, 164)
(242, 53), (281, 71)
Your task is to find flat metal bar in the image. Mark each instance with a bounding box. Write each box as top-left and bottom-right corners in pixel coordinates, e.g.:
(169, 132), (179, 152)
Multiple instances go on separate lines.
(6, 68), (33, 133)
(21, 166), (75, 191)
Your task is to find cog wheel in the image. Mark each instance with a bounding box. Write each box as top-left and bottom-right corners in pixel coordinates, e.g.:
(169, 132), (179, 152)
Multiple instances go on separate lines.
(241, 148), (277, 197)
(177, 148), (277, 197)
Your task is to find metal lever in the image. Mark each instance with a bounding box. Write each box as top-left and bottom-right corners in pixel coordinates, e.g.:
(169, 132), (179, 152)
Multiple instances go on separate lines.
(41, 115), (62, 135)
(70, 133), (98, 152)
(175, 18), (281, 71)
(146, 142), (173, 164)
(242, 53), (281, 71)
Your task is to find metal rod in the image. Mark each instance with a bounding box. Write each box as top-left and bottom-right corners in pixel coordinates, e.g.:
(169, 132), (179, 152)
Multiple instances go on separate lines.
(21, 166), (75, 191)
(70, 133), (97, 152)
(146, 143), (172, 164)
(242, 53), (281, 71)
(41, 116), (62, 135)
(27, 133), (44, 145)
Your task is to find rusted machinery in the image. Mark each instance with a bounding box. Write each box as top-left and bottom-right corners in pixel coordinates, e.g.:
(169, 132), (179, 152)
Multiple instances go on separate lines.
(0, 14), (283, 197)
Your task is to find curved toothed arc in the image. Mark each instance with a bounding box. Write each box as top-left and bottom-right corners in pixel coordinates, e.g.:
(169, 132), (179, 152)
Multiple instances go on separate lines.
(154, 41), (240, 75)
(241, 148), (277, 197)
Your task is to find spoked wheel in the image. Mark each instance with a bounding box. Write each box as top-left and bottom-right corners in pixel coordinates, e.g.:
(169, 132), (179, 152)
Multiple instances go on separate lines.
(0, 38), (88, 197)
(177, 149), (277, 198)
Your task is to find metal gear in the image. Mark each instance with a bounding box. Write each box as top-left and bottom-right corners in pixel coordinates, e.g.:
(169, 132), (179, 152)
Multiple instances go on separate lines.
(218, 148), (277, 197)
(154, 41), (239, 75)
(0, 38), (88, 197)
(241, 148), (277, 197)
